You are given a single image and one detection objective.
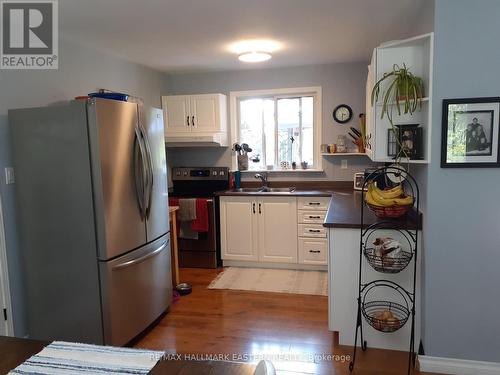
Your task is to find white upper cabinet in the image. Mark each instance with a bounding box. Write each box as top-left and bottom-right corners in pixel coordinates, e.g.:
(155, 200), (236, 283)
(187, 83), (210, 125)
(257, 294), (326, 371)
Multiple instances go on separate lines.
(366, 33), (434, 164)
(162, 93), (228, 146)
(164, 96), (191, 133)
(190, 95), (219, 132)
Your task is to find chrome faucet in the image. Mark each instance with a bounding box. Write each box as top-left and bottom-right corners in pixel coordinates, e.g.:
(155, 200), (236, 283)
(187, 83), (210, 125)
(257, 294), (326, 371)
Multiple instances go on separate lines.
(254, 173), (268, 188)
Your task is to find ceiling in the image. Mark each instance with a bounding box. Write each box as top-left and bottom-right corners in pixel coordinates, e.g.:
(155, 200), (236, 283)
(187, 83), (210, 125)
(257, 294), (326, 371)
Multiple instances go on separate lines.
(60, 0), (430, 73)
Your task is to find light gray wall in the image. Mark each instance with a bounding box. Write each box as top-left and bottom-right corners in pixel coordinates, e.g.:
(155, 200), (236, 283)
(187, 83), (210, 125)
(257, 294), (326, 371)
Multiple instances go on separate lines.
(0, 38), (167, 336)
(165, 63), (376, 181)
(421, 0), (500, 362)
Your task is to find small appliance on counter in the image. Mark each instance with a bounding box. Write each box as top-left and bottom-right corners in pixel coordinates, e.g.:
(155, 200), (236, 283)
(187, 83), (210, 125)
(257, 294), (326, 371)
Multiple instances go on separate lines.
(354, 172), (366, 191)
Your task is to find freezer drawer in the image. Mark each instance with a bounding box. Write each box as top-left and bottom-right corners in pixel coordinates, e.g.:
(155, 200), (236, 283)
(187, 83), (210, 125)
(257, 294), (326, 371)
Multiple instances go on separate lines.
(99, 234), (172, 346)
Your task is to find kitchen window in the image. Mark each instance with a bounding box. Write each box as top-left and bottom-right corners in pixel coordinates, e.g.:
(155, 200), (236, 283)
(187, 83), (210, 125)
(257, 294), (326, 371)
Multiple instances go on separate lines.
(230, 87), (322, 171)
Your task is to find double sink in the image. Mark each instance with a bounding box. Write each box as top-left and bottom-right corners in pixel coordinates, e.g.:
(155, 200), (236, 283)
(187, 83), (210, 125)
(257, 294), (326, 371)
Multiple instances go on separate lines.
(231, 187), (297, 193)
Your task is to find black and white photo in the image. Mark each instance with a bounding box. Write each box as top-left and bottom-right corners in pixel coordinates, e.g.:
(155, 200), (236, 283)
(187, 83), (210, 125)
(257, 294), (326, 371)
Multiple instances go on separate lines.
(441, 98), (500, 168)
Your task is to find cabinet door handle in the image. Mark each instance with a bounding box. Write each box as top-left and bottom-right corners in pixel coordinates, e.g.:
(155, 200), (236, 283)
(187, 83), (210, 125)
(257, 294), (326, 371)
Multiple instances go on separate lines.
(191, 115), (195, 126)
(308, 229), (321, 233)
(258, 203), (262, 214)
(308, 202), (321, 206)
(252, 203), (256, 214)
(186, 116), (190, 126)
(309, 250), (321, 254)
(309, 216), (321, 219)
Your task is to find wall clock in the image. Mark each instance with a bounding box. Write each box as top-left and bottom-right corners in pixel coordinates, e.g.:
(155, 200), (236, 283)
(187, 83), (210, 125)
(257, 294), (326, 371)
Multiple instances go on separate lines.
(333, 104), (353, 124)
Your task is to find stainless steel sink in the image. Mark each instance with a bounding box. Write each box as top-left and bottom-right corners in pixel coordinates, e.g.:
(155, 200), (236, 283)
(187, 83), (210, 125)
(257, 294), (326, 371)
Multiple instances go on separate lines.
(230, 187), (297, 193)
(258, 187), (296, 193)
(231, 188), (264, 193)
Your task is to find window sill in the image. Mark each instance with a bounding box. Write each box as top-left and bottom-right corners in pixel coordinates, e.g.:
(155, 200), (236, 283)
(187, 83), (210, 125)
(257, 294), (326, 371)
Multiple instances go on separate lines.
(240, 169), (325, 174)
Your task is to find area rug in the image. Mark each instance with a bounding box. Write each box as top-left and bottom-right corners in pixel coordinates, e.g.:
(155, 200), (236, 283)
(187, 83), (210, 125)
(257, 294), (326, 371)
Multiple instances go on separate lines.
(8, 341), (164, 375)
(208, 267), (328, 296)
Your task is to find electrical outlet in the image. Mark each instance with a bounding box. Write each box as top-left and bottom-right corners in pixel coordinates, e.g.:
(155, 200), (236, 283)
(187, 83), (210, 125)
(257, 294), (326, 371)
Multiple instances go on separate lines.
(341, 160), (348, 169)
(4, 167), (15, 184)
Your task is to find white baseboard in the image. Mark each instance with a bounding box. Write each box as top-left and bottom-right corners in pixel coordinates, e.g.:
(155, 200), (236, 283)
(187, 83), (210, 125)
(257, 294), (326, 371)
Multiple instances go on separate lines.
(419, 355), (500, 375)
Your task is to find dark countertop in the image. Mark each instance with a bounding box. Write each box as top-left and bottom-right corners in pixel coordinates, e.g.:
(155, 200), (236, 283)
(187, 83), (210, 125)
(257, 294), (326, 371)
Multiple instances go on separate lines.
(215, 189), (332, 197)
(323, 190), (421, 230)
(0, 336), (255, 375)
(216, 187), (421, 230)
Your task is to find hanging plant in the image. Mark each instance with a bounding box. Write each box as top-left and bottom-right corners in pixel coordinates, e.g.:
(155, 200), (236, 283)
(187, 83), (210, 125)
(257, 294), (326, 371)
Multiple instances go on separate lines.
(371, 63), (424, 161)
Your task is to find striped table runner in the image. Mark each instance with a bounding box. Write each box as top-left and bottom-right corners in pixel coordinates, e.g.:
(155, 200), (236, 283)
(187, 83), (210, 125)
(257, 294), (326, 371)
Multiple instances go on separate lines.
(9, 341), (165, 374)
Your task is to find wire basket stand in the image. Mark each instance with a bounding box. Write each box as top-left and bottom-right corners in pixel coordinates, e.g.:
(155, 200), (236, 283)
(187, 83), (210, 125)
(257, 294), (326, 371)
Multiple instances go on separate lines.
(349, 166), (420, 375)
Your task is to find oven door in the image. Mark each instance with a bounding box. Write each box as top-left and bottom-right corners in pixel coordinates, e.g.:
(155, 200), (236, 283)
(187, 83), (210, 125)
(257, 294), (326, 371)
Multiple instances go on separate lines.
(175, 198), (217, 268)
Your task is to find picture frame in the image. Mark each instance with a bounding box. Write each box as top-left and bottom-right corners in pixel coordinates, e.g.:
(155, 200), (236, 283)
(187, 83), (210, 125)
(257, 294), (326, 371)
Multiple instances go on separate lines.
(441, 97), (500, 168)
(396, 124), (423, 160)
(387, 125), (423, 160)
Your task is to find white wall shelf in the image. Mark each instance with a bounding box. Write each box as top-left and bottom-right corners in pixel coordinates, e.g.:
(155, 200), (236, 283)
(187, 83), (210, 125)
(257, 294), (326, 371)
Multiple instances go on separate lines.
(321, 153), (368, 157)
(375, 97), (430, 106)
(365, 33), (434, 164)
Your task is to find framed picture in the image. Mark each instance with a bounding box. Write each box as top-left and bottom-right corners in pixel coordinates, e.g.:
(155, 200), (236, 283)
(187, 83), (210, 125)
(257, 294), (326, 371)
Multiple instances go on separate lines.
(387, 125), (423, 160)
(441, 97), (500, 168)
(396, 124), (423, 160)
(387, 129), (397, 157)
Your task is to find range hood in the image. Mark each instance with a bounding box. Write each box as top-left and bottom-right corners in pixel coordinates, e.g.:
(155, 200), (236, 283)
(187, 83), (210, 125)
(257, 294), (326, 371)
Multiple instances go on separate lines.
(165, 132), (228, 147)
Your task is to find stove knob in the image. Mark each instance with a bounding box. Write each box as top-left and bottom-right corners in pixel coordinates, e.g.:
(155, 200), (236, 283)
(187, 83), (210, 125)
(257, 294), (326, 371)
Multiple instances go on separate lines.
(212, 171), (217, 176)
(183, 171), (188, 176)
(176, 171), (181, 176)
(219, 171), (225, 176)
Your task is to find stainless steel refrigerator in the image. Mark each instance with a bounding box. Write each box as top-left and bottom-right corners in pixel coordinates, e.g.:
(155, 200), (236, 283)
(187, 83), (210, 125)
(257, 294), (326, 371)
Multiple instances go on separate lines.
(9, 98), (172, 346)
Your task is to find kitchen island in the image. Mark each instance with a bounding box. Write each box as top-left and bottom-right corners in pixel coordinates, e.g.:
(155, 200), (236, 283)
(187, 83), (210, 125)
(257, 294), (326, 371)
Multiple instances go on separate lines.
(216, 185), (422, 352)
(322, 190), (421, 352)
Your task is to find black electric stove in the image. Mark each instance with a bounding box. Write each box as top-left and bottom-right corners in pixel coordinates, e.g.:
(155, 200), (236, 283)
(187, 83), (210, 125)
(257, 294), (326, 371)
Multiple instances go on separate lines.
(170, 167), (229, 268)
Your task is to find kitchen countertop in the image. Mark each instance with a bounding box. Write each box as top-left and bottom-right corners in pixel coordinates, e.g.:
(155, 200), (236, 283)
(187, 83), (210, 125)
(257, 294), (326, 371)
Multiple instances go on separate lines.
(215, 189), (332, 197)
(323, 189), (422, 230)
(216, 188), (421, 230)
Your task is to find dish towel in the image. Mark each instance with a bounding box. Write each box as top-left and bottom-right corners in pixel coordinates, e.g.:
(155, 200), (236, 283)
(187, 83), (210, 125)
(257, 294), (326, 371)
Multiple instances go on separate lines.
(178, 198), (198, 239)
(178, 198), (197, 221)
(191, 198), (209, 232)
(8, 341), (164, 375)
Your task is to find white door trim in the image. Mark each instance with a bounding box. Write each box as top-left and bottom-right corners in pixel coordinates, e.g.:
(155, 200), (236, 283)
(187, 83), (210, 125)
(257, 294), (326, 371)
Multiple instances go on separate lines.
(0, 193), (14, 336)
(419, 355), (500, 375)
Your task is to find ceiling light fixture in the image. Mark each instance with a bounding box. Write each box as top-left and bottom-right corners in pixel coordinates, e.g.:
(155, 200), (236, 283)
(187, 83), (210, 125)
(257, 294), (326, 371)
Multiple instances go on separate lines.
(238, 51), (272, 63)
(227, 39), (282, 63)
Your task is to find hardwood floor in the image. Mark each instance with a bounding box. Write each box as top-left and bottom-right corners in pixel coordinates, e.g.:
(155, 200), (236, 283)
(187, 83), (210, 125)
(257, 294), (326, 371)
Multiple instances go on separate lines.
(135, 268), (437, 375)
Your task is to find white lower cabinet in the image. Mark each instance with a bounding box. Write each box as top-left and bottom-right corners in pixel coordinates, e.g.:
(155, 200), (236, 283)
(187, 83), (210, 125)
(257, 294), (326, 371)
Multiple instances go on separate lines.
(220, 195), (330, 268)
(258, 197), (298, 263)
(219, 196), (259, 261)
(297, 196), (330, 266)
(220, 196), (297, 264)
(298, 238), (328, 265)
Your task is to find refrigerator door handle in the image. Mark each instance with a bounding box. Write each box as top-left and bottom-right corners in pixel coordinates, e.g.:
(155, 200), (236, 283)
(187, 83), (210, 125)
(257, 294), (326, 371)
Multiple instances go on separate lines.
(112, 239), (168, 270)
(133, 128), (147, 219)
(139, 126), (154, 218)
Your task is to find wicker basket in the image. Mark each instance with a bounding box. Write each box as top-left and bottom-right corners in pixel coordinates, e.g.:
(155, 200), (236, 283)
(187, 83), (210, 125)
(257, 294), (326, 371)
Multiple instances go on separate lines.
(366, 202), (412, 218)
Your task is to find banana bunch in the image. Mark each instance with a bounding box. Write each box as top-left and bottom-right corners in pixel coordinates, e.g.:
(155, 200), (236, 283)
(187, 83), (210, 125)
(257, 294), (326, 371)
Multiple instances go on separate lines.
(365, 182), (413, 207)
